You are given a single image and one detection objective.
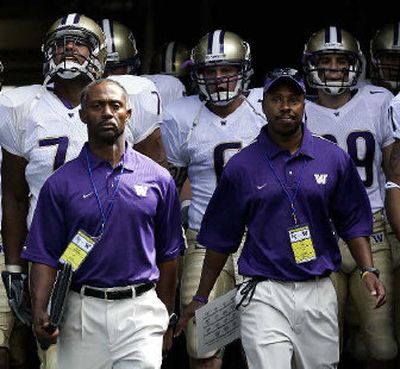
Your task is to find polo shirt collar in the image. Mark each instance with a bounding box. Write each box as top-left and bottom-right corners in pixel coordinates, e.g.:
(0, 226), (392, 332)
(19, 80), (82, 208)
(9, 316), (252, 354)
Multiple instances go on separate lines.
(258, 124), (315, 159)
(79, 142), (137, 171)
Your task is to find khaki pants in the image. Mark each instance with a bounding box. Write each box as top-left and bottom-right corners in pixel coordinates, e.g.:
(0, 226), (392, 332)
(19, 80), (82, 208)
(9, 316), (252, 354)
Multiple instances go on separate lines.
(332, 210), (397, 360)
(180, 229), (243, 359)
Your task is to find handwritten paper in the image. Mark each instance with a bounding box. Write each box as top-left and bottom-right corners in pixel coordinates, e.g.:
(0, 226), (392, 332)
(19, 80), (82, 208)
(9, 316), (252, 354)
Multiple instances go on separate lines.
(196, 288), (240, 356)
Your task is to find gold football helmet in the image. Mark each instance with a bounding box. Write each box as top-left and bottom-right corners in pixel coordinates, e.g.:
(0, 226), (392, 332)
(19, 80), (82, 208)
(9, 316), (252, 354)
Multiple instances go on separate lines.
(42, 13), (107, 84)
(191, 30), (252, 105)
(0, 60), (4, 91)
(302, 26), (363, 95)
(100, 19), (141, 75)
(151, 41), (190, 77)
(370, 22), (400, 92)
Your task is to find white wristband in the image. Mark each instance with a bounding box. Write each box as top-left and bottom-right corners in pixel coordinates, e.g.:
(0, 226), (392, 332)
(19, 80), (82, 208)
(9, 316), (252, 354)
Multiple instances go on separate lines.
(385, 181), (400, 190)
(181, 199), (191, 209)
(5, 264), (23, 273)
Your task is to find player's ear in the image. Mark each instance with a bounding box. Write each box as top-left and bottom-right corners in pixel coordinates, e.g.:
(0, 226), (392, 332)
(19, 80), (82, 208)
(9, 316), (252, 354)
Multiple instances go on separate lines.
(126, 108), (132, 121)
(79, 109), (88, 125)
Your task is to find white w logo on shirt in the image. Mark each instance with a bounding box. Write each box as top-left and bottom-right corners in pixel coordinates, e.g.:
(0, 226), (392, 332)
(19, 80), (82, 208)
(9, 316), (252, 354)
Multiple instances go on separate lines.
(314, 174), (328, 185)
(134, 184), (149, 197)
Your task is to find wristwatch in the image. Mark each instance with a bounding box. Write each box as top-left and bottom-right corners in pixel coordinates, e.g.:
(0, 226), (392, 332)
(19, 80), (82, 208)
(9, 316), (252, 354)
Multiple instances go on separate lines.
(168, 313), (178, 329)
(359, 266), (380, 279)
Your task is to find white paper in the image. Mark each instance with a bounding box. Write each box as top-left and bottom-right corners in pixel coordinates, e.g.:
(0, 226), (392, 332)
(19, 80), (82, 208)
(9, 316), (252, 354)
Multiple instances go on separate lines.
(195, 289), (240, 356)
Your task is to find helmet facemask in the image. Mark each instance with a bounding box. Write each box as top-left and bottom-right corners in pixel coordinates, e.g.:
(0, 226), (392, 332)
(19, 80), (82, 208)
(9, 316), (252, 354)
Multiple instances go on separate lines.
(192, 61), (252, 105)
(43, 26), (105, 84)
(371, 51), (400, 91)
(303, 52), (362, 95)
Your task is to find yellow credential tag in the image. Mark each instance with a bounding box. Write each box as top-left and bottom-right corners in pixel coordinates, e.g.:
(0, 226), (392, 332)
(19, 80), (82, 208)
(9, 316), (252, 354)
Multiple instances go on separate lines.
(288, 225), (316, 264)
(59, 230), (96, 272)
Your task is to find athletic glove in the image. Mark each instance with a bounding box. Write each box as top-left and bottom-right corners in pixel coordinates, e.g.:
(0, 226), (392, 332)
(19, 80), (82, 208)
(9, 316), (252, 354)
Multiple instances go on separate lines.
(1, 271), (32, 326)
(181, 200), (191, 230)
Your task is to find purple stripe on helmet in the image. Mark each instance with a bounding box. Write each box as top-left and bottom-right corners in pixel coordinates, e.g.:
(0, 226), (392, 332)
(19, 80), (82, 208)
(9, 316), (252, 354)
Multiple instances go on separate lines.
(61, 15), (68, 25)
(161, 43), (167, 72)
(171, 42), (178, 72)
(109, 20), (116, 52)
(73, 14), (81, 24)
(219, 30), (225, 53)
(336, 27), (342, 43)
(394, 23), (399, 46)
(207, 32), (213, 55)
(324, 27), (330, 43)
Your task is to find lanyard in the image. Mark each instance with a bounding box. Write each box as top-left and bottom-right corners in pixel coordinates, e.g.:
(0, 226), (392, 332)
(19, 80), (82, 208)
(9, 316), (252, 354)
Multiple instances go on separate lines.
(85, 147), (125, 237)
(266, 155), (307, 226)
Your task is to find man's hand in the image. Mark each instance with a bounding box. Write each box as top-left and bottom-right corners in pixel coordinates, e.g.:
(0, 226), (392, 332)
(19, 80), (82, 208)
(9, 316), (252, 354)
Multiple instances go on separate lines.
(33, 312), (59, 350)
(362, 272), (386, 309)
(1, 271), (32, 325)
(162, 328), (174, 359)
(174, 300), (206, 337)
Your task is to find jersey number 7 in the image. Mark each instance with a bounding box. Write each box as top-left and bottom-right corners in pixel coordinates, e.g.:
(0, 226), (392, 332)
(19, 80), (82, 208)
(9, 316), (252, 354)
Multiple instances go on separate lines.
(39, 136), (69, 171)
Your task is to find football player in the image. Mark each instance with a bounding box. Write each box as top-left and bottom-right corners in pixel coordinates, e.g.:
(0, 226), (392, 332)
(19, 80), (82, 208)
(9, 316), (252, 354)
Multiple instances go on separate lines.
(99, 18), (186, 167)
(0, 13), (161, 369)
(160, 30), (266, 369)
(0, 57), (11, 369)
(370, 22), (400, 95)
(302, 26), (397, 369)
(150, 41), (195, 95)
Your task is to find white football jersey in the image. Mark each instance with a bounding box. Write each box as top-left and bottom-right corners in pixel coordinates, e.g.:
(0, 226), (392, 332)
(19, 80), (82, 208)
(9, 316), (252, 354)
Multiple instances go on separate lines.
(389, 91), (400, 139)
(107, 74), (162, 143)
(0, 79), (161, 228)
(142, 74), (186, 108)
(305, 83), (394, 213)
(161, 88), (266, 230)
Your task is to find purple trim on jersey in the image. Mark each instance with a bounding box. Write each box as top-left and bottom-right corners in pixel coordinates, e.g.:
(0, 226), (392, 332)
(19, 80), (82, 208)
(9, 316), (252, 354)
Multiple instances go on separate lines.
(197, 125), (373, 281)
(207, 32), (213, 55)
(22, 143), (185, 289)
(73, 14), (81, 24)
(219, 30), (225, 53)
(60, 15), (68, 25)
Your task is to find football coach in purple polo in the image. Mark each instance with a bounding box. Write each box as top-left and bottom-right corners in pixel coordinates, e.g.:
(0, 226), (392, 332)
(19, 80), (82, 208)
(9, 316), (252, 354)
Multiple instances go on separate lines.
(22, 78), (185, 369)
(175, 68), (386, 369)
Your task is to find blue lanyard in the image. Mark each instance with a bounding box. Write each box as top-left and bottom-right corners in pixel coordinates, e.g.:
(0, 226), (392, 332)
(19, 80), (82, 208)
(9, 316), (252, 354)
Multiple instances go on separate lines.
(266, 155), (307, 226)
(85, 147), (125, 236)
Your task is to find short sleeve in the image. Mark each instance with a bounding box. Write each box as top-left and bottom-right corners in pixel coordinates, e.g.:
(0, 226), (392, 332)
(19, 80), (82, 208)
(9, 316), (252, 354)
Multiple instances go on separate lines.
(22, 179), (67, 268)
(160, 109), (190, 167)
(197, 168), (246, 253)
(154, 176), (185, 262)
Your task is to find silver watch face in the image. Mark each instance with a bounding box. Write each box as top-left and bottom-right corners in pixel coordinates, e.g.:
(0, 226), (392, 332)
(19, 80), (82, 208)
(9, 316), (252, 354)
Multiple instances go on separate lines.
(360, 267), (380, 278)
(169, 313), (178, 327)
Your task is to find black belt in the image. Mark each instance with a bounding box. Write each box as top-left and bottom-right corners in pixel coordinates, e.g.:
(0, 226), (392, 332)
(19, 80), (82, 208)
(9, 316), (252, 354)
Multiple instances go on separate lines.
(71, 283), (154, 300)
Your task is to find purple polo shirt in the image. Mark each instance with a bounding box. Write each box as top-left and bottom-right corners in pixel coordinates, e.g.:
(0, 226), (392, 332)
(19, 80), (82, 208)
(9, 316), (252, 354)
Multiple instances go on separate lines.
(22, 143), (185, 289)
(197, 125), (373, 281)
